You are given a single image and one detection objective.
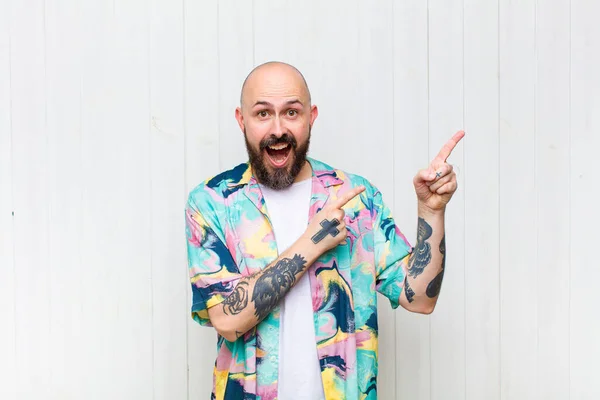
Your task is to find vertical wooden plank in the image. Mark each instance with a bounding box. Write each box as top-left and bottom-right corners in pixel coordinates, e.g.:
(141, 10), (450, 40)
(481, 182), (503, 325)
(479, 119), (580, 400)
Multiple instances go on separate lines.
(109, 0), (153, 396)
(79, 0), (117, 396)
(393, 2), (431, 399)
(253, 0), (289, 64)
(184, 0), (221, 397)
(535, 0), (570, 399)
(353, 1), (397, 398)
(307, 0), (359, 168)
(499, 0), (537, 399)
(44, 0), (84, 397)
(571, 0), (600, 398)
(0, 0), (16, 398)
(428, 0), (466, 398)
(80, 0), (153, 397)
(218, 0), (254, 168)
(9, 0), (51, 397)
(464, 0), (500, 399)
(253, 0), (315, 69)
(149, 0), (188, 398)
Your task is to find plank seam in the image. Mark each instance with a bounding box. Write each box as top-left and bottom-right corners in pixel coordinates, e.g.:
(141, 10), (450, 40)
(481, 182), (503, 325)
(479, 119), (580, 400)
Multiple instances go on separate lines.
(567, 0), (572, 397)
(147, 4), (156, 397)
(426, 0), (432, 397)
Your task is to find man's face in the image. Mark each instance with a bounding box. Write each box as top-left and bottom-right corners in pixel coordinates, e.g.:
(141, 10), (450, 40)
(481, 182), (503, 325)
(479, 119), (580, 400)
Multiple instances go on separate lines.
(236, 66), (318, 190)
(243, 123), (311, 190)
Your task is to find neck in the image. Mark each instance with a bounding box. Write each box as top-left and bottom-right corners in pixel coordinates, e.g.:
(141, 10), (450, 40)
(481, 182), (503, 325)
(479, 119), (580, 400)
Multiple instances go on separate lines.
(294, 160), (313, 182)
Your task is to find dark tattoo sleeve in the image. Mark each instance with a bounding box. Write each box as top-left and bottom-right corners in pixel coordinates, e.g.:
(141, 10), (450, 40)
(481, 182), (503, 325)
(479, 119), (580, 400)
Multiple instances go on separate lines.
(426, 271), (444, 298)
(404, 276), (415, 303)
(408, 217), (433, 278)
(222, 281), (249, 315)
(251, 254), (307, 321)
(426, 234), (446, 298)
(311, 218), (340, 244)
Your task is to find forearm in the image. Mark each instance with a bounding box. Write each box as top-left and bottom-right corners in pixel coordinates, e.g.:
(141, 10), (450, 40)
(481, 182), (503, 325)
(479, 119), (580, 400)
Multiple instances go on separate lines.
(400, 204), (446, 314)
(208, 236), (321, 341)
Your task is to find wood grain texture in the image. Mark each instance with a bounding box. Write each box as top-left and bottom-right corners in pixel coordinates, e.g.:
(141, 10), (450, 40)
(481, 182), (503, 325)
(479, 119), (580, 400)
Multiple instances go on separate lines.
(10, 0), (51, 397)
(306, 0), (359, 168)
(253, 0), (289, 65)
(80, 0), (154, 397)
(45, 0), (85, 396)
(393, 1), (432, 398)
(79, 1), (119, 396)
(535, 0), (571, 398)
(570, 0), (600, 398)
(499, 0), (538, 399)
(0, 0), (16, 398)
(428, 0), (466, 398)
(108, 1), (154, 396)
(464, 0), (500, 398)
(254, 0), (315, 70)
(149, 0), (188, 398)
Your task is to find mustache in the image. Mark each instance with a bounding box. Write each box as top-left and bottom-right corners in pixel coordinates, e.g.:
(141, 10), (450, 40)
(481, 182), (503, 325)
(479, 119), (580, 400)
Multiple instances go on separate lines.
(259, 134), (297, 151)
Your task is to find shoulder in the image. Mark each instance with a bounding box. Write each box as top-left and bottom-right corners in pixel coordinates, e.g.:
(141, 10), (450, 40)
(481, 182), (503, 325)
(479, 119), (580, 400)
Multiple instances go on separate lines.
(186, 162), (250, 209)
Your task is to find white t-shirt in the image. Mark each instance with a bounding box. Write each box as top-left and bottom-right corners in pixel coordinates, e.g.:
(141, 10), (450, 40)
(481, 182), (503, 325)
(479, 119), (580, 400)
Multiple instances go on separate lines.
(260, 179), (325, 400)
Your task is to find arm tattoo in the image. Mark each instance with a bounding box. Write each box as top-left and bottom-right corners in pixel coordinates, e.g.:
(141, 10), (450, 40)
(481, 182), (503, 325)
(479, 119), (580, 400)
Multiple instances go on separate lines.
(222, 281), (249, 315)
(408, 217), (433, 278)
(252, 254), (307, 321)
(426, 271), (444, 298)
(404, 276), (415, 303)
(439, 234), (446, 269)
(426, 235), (446, 298)
(311, 218), (340, 244)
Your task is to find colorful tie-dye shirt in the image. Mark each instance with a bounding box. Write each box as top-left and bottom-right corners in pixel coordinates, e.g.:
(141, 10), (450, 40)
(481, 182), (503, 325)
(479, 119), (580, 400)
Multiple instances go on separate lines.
(185, 157), (413, 400)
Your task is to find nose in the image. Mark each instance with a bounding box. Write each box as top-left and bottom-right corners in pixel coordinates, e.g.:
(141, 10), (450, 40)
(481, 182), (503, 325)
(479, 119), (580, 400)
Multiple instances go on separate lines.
(272, 116), (285, 137)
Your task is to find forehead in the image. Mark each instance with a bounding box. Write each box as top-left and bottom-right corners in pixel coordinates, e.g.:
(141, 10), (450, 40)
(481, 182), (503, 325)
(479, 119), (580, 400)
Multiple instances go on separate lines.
(242, 66), (309, 108)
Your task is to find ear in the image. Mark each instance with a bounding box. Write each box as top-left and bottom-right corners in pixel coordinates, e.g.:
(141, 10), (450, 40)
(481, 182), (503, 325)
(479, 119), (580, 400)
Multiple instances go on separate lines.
(309, 105), (318, 126)
(235, 107), (245, 132)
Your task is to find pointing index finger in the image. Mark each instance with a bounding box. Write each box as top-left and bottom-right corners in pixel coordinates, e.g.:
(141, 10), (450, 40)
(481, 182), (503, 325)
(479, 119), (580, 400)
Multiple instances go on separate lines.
(434, 130), (465, 163)
(333, 185), (366, 209)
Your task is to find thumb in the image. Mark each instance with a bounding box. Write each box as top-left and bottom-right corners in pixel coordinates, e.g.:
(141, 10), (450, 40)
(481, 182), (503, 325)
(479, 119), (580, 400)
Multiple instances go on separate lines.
(414, 168), (436, 186)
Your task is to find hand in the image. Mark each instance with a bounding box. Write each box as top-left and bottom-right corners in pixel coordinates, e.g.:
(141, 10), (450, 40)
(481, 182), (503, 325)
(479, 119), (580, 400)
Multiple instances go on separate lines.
(303, 185), (366, 253)
(413, 130), (465, 212)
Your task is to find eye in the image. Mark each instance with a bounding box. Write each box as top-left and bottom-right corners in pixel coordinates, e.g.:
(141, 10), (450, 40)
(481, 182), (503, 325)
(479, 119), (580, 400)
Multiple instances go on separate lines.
(287, 109), (298, 117)
(257, 110), (269, 118)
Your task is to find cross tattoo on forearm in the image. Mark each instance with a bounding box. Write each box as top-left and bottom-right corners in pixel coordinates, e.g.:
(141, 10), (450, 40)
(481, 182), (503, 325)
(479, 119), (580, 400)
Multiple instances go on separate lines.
(311, 218), (341, 244)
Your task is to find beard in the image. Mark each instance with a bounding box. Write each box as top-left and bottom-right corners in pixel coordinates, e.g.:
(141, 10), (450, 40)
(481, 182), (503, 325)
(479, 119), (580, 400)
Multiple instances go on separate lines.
(244, 126), (311, 190)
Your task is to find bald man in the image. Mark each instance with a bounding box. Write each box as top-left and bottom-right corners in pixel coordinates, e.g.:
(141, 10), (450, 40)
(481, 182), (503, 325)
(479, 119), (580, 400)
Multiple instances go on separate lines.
(185, 62), (464, 400)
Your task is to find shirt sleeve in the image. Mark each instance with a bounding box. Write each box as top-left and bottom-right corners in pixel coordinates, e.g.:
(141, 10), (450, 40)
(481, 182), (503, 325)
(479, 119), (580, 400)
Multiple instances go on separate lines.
(372, 187), (413, 309)
(185, 191), (242, 327)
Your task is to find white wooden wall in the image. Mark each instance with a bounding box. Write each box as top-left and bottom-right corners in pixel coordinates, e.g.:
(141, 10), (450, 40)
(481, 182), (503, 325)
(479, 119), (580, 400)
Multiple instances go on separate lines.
(1, 0), (598, 399)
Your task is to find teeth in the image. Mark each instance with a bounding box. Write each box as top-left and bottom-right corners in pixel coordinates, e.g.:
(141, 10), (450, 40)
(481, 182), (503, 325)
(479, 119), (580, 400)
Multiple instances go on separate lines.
(268, 143), (289, 150)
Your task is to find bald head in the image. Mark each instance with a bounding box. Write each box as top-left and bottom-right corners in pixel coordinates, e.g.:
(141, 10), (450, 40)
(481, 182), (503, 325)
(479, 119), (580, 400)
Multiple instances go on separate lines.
(239, 61), (311, 110)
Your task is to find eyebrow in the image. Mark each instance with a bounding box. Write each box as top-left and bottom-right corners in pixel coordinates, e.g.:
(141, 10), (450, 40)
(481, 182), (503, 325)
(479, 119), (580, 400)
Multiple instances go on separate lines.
(252, 99), (304, 108)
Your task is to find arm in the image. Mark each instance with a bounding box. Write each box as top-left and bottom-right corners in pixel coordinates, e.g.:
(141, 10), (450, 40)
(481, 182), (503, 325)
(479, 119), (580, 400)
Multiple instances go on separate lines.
(399, 206), (445, 314)
(207, 237), (320, 342)
(202, 185), (366, 342)
(399, 130), (464, 314)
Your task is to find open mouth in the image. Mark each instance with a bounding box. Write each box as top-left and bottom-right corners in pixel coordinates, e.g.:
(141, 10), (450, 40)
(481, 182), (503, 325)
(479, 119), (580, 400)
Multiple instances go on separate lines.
(265, 143), (292, 168)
